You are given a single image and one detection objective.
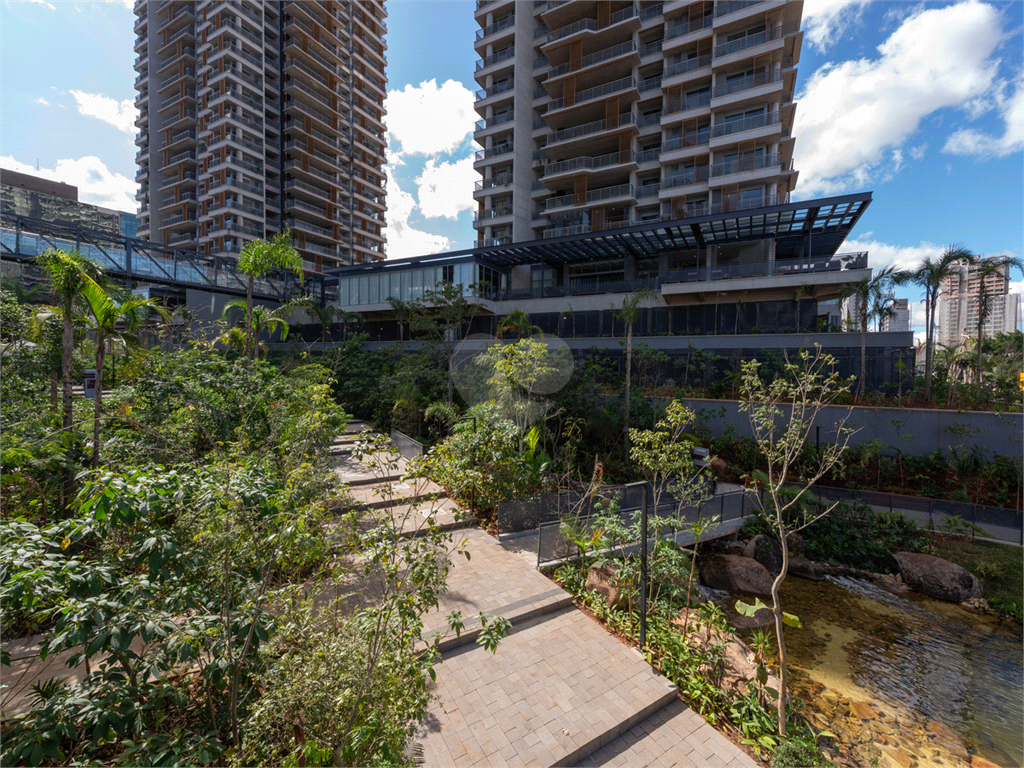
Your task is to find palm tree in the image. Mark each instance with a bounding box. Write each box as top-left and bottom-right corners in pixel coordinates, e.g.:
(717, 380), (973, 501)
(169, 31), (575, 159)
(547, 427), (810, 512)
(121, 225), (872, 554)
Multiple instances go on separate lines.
(298, 298), (340, 354)
(972, 255), (1023, 392)
(1, 275), (48, 304)
(81, 284), (166, 466)
(894, 245), (974, 401)
(387, 297), (413, 351)
(37, 248), (104, 508)
(616, 287), (656, 448)
(236, 232), (303, 360)
(221, 299), (293, 357)
(497, 309), (542, 339)
(838, 266), (896, 400)
(338, 309), (364, 342)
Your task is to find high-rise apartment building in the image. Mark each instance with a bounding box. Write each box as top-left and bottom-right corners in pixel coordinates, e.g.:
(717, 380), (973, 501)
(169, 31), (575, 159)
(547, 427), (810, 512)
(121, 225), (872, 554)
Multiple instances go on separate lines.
(938, 263), (1020, 345)
(472, 0), (801, 248)
(133, 0), (388, 275)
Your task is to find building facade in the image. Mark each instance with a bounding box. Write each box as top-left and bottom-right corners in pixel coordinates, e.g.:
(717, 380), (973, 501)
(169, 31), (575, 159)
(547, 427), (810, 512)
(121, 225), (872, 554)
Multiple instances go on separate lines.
(133, 0), (388, 275)
(472, 0), (801, 252)
(937, 263), (1020, 345)
(881, 297), (909, 333)
(1, 169), (139, 237)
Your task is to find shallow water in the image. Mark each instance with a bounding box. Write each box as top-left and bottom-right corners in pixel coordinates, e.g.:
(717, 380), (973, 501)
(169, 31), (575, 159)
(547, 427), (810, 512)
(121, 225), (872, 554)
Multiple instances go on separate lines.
(717, 576), (1023, 767)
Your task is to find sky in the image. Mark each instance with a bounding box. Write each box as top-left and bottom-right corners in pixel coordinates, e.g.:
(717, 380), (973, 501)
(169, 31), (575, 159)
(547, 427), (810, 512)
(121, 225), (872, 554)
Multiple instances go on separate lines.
(1, 0), (1022, 337)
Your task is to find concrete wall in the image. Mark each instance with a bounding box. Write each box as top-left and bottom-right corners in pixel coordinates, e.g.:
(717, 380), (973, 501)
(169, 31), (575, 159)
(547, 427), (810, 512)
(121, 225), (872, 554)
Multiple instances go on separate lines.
(679, 397), (1023, 459)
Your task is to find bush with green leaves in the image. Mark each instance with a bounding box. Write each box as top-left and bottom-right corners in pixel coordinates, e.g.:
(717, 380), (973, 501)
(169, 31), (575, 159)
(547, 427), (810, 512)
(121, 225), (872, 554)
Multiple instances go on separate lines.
(769, 736), (836, 767)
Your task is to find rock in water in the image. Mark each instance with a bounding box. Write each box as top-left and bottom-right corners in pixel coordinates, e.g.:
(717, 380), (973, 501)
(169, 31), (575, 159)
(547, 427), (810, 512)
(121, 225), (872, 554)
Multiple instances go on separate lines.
(743, 534), (782, 575)
(788, 555), (825, 581)
(586, 564), (629, 610)
(874, 574), (911, 596)
(729, 607), (773, 630)
(699, 554), (774, 596)
(893, 552), (984, 603)
(786, 531), (806, 555)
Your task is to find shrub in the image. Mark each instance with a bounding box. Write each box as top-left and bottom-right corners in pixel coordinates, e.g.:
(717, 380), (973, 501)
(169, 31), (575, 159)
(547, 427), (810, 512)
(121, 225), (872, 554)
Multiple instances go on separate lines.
(770, 737), (835, 768)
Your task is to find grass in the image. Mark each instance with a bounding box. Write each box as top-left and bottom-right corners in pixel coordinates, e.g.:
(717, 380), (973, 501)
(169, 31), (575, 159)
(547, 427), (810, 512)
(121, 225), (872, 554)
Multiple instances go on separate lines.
(926, 534), (1023, 623)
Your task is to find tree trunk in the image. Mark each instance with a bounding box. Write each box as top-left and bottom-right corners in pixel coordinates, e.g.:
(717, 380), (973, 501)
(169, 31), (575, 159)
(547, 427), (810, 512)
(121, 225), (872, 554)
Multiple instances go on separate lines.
(858, 312), (867, 402)
(924, 293), (936, 401)
(771, 532), (790, 737)
(624, 321), (633, 449)
(93, 330), (105, 467)
(246, 274), (254, 360)
(50, 371), (59, 414)
(61, 309), (75, 510)
(108, 336), (116, 388)
(976, 289), (986, 389)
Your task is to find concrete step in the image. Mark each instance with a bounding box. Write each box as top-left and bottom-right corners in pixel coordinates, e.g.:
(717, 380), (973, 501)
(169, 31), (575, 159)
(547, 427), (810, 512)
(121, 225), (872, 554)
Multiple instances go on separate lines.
(416, 607), (679, 768)
(346, 479), (448, 510)
(334, 451), (410, 487)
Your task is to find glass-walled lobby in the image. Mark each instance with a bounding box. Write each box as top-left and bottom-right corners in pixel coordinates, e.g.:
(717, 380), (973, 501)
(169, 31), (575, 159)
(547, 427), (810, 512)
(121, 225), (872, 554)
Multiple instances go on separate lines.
(336, 260), (509, 306)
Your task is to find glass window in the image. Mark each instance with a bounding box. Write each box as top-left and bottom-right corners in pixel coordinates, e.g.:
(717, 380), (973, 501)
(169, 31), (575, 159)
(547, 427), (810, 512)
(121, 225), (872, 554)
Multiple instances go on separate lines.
(367, 274), (379, 304)
(400, 270), (412, 301)
(338, 278), (349, 306)
(411, 268), (424, 300)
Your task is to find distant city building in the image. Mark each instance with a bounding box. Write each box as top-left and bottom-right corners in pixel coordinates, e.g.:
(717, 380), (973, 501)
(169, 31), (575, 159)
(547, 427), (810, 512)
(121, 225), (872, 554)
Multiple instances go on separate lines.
(937, 262), (1019, 345)
(1, 168), (139, 237)
(133, 0), (389, 274)
(881, 297), (909, 333)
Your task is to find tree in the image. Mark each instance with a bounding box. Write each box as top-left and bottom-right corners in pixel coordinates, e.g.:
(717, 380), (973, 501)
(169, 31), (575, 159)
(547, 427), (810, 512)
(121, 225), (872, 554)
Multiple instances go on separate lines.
(410, 282), (478, 403)
(895, 246), (974, 401)
(81, 283), (166, 466)
(972, 255), (1023, 393)
(497, 308), (541, 339)
(1, 274), (48, 305)
(236, 232), (303, 360)
(338, 309), (364, 342)
(616, 287), (656, 448)
(387, 297), (414, 351)
(739, 346), (855, 737)
(837, 266), (896, 400)
(483, 338), (566, 451)
(298, 298), (339, 354)
(37, 249), (104, 508)
(221, 299), (294, 358)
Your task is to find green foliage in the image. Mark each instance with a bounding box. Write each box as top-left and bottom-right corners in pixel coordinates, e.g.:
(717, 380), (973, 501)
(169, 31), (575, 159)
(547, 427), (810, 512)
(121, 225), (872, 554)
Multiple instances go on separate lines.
(770, 736), (836, 768)
(788, 503), (928, 572)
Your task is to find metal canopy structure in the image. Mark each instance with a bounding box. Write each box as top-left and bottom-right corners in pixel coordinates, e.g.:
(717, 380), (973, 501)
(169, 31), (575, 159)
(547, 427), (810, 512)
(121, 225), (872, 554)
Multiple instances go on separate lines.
(328, 192), (871, 278)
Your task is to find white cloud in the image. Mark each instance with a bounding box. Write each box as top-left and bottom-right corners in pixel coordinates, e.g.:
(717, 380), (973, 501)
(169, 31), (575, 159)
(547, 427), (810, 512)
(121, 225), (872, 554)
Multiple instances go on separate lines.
(794, 1), (1004, 197)
(384, 79), (477, 158)
(942, 80), (1024, 158)
(382, 167), (452, 259)
(69, 90), (138, 135)
(0, 156), (138, 212)
(28, 0), (56, 9)
(415, 157), (477, 220)
(801, 0), (870, 52)
(840, 237), (946, 273)
(909, 143), (927, 160)
(35, 97), (50, 106)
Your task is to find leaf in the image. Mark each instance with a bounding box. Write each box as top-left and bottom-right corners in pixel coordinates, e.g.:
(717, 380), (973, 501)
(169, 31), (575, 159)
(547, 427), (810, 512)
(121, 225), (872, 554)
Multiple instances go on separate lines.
(782, 611), (802, 628)
(735, 598), (768, 617)
(756, 664), (768, 686)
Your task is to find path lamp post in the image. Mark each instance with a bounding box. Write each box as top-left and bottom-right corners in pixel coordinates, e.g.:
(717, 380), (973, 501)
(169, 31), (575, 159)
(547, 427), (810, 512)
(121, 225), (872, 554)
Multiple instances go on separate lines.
(625, 481), (649, 650)
(456, 416), (477, 519)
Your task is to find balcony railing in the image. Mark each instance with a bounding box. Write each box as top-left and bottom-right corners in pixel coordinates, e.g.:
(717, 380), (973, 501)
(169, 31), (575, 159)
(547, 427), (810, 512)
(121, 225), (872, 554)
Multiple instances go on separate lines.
(665, 89), (710, 114)
(641, 39), (663, 56)
(477, 237), (513, 247)
(475, 46), (515, 71)
(475, 79), (515, 99)
(475, 173), (512, 190)
(637, 111), (662, 127)
(549, 75), (635, 110)
(159, 90), (196, 109)
(711, 111), (781, 138)
(664, 53), (711, 78)
(636, 147), (660, 163)
(660, 166), (710, 188)
(714, 0), (765, 18)
(713, 70), (783, 98)
(714, 21), (800, 57)
(661, 126), (710, 151)
(476, 14), (515, 40)
(664, 15), (712, 41)
(474, 207), (513, 221)
(474, 143), (514, 161)
(158, 68), (196, 89)
(544, 150), (633, 176)
(639, 75), (662, 92)
(548, 40), (636, 78)
(546, 111), (634, 144)
(640, 3), (664, 20)
(545, 182), (635, 210)
(710, 153), (790, 178)
(475, 112), (515, 130)
(670, 192), (787, 218)
(546, 17), (596, 43)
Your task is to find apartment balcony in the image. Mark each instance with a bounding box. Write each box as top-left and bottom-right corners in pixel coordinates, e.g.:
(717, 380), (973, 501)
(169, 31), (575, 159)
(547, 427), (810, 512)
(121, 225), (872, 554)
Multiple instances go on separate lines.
(543, 4), (638, 51)
(285, 97), (335, 131)
(165, 149), (198, 168)
(474, 173), (513, 194)
(546, 75), (638, 119)
(207, 155), (262, 176)
(207, 176), (264, 196)
(284, 198), (332, 223)
(545, 182), (635, 212)
(475, 46), (516, 74)
(474, 111), (516, 139)
(136, 167), (149, 182)
(713, 0), (787, 25)
(541, 217), (634, 238)
(159, 191), (198, 210)
(658, 166), (710, 196)
(544, 112), (636, 151)
(134, 51), (149, 70)
(473, 143), (515, 166)
(477, 237), (513, 248)
(207, 109), (263, 133)
(474, 79), (515, 107)
(159, 171), (197, 191)
(287, 217), (335, 240)
(135, 70), (149, 88)
(709, 111), (784, 147)
(662, 53), (712, 87)
(158, 89), (196, 113)
(164, 109), (197, 131)
(284, 178), (334, 204)
(639, 2), (664, 22)
(709, 153), (793, 184)
(157, 3), (195, 32)
(475, 0), (513, 17)
(473, 206), (513, 222)
(660, 126), (711, 161)
(636, 146), (660, 164)
(661, 15), (712, 54)
(545, 40), (638, 84)
(543, 149), (636, 181)
(713, 20), (799, 66)
(474, 14), (516, 48)
(208, 131), (262, 155)
(667, 191), (789, 219)
(162, 212), (198, 230)
(157, 67), (196, 94)
(157, 25), (195, 56)
(206, 198), (264, 217)
(711, 70), (785, 110)
(663, 89), (710, 118)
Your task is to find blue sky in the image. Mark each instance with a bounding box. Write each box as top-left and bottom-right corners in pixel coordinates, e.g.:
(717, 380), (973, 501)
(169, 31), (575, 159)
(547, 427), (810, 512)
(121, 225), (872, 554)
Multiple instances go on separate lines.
(1, 0), (1022, 333)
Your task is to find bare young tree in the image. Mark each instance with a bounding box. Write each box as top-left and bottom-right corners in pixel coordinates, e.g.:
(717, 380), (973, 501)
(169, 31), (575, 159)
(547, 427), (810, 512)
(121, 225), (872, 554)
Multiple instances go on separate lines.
(739, 345), (856, 737)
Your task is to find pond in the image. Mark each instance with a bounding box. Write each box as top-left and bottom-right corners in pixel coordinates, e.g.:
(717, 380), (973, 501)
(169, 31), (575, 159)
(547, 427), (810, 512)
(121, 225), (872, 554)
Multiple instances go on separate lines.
(716, 575), (1023, 767)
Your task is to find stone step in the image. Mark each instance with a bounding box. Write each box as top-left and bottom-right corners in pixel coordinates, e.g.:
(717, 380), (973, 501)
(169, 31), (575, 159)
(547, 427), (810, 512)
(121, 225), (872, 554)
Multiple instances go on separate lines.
(342, 420), (369, 434)
(416, 607), (679, 768)
(346, 479), (448, 510)
(334, 451), (410, 487)
(420, 528), (575, 654)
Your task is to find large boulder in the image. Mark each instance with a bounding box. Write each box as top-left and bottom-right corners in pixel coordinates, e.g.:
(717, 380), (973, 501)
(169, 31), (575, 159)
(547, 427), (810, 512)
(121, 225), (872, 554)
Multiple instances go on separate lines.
(729, 607), (774, 630)
(587, 564), (630, 610)
(788, 555), (825, 581)
(699, 554), (774, 596)
(743, 535), (782, 575)
(893, 552), (984, 603)
(786, 531), (806, 555)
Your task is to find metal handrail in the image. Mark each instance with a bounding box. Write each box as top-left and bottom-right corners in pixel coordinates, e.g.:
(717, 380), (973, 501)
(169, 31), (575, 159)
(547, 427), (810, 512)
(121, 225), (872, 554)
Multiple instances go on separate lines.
(713, 70), (783, 98)
(711, 111), (781, 138)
